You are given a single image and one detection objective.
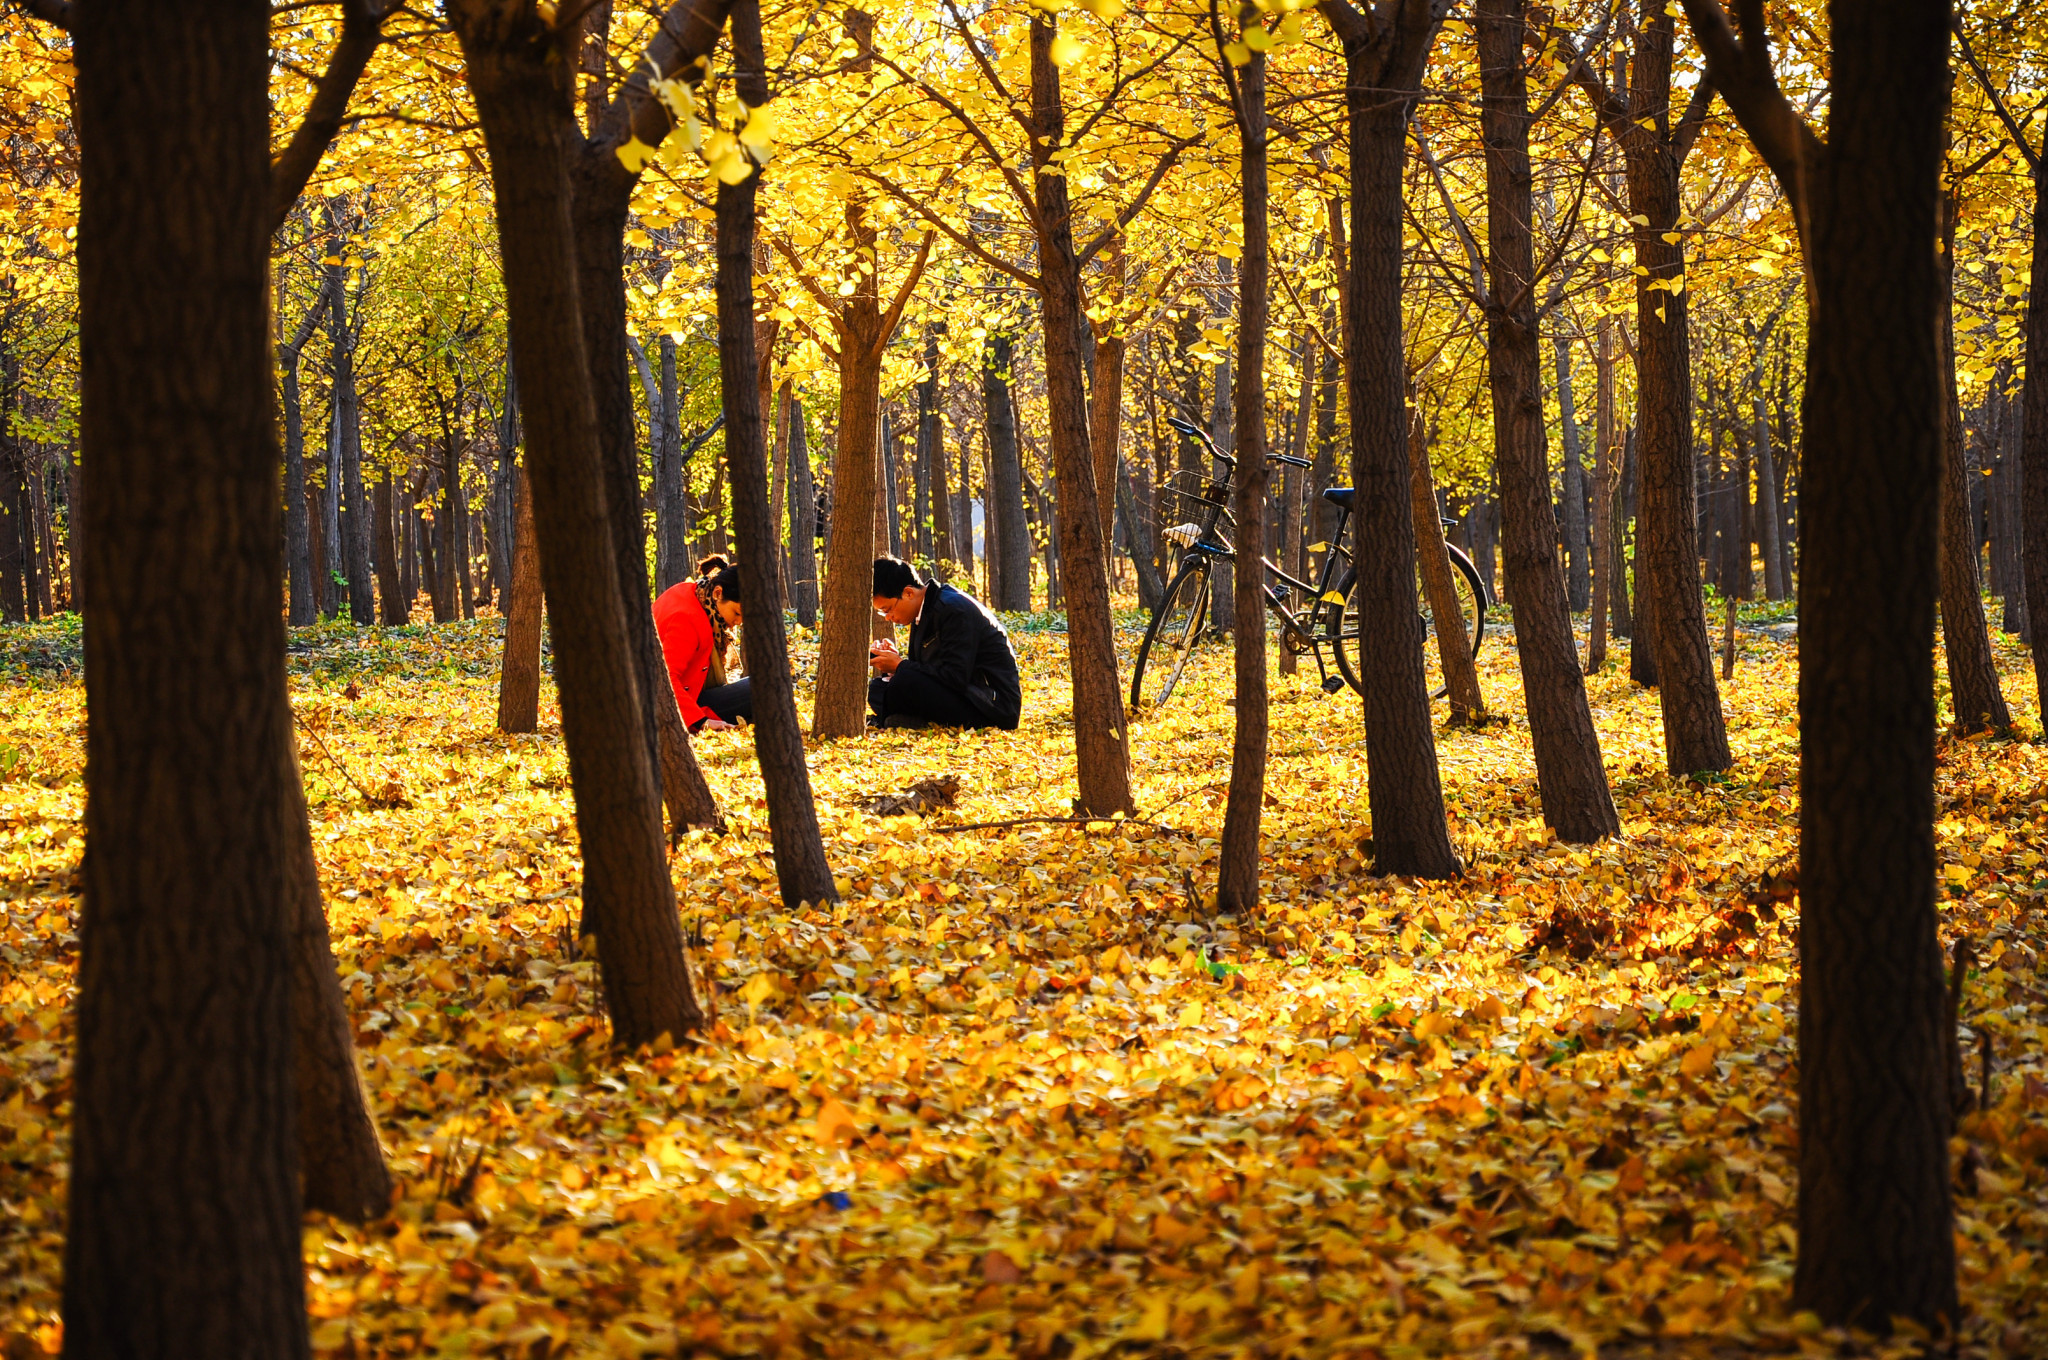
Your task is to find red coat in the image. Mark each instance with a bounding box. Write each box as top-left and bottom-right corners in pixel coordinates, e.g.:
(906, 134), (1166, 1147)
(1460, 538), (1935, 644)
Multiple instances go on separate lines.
(653, 582), (719, 728)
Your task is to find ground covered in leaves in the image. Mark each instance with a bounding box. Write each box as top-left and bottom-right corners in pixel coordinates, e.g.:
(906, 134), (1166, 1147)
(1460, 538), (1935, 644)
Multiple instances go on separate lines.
(3, 607), (2047, 1358)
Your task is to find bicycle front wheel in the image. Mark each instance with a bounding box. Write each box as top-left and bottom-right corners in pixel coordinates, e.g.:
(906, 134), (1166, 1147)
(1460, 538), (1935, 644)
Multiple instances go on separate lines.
(1130, 558), (1220, 711)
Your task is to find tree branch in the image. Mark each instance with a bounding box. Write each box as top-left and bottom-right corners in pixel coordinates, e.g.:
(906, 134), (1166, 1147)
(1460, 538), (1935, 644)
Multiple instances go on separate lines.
(1076, 135), (1197, 270)
(590, 0), (735, 163)
(869, 47), (1046, 236)
(852, 169), (1041, 289)
(871, 230), (937, 361)
(1953, 18), (2040, 173)
(1674, 0), (1821, 207)
(269, 0), (398, 234)
(1671, 73), (1717, 165)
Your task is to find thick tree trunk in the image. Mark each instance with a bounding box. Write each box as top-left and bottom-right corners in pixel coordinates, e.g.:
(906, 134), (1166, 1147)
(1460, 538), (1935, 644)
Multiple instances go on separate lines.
(1781, 2), (1958, 1327)
(1410, 410), (1486, 724)
(715, 139), (836, 906)
(1935, 195), (2010, 733)
(498, 463), (544, 733)
(984, 331), (1032, 610)
(1030, 17), (1133, 816)
(1337, 25), (1460, 878)
(455, 4), (702, 1047)
(1219, 40), (1269, 914)
(66, 3), (331, 1348)
(1478, 0), (1618, 842)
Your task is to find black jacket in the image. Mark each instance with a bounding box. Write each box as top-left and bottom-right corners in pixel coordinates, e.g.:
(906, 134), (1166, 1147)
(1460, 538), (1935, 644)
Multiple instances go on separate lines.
(899, 576), (1022, 729)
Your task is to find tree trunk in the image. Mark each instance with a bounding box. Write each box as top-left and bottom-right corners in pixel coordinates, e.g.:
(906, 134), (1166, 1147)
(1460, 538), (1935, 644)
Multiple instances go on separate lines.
(1780, 2), (1958, 1328)
(279, 276), (321, 627)
(454, 2), (702, 1047)
(1334, 15), (1460, 877)
(1619, 21), (1726, 773)
(374, 468), (403, 624)
(811, 198), (899, 737)
(565, 138), (722, 840)
(66, 3), (325, 1347)
(984, 330), (1031, 610)
(498, 463), (544, 732)
(1029, 17), (1133, 816)
(1478, 0), (1618, 843)
(1935, 193), (2010, 733)
(656, 335), (689, 592)
(714, 98), (837, 906)
(325, 252), (375, 627)
(1752, 388), (1788, 600)
(2018, 139), (2048, 715)
(1218, 36), (1269, 915)
(1555, 330), (1592, 613)
(790, 398), (819, 626)
(1411, 409), (1486, 724)
(1588, 312), (1616, 670)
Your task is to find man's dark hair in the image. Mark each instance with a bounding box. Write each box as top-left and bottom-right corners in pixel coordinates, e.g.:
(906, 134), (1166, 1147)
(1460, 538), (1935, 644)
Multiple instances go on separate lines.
(872, 555), (919, 598)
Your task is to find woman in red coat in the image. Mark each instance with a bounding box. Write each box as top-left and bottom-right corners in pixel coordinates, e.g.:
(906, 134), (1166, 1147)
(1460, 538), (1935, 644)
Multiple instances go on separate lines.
(652, 555), (751, 730)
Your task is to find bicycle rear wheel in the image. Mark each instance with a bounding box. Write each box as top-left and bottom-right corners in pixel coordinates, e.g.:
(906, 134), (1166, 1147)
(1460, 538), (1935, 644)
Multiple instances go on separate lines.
(1130, 558), (1220, 711)
(1328, 546), (1488, 701)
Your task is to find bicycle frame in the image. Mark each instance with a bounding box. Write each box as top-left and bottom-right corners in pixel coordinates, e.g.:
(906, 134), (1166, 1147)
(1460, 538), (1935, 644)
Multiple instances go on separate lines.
(1161, 416), (1355, 690)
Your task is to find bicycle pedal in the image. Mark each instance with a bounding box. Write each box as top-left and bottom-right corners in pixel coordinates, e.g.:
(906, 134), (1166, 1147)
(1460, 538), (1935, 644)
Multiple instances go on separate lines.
(1321, 676), (1346, 695)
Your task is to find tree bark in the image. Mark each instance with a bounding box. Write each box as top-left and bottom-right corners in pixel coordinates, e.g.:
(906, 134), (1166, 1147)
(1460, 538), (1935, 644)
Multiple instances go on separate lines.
(790, 397), (819, 626)
(453, 1), (702, 1047)
(374, 467), (403, 624)
(984, 330), (1031, 610)
(1478, 0), (1618, 842)
(498, 462), (544, 733)
(1029, 15), (1133, 816)
(1218, 27), (1268, 915)
(713, 34), (837, 905)
(1935, 193), (2010, 733)
(1680, 0), (1958, 1328)
(1587, 311), (1616, 670)
(1326, 0), (1461, 877)
(66, 2), (332, 1348)
(657, 334), (690, 592)
(1410, 409), (1487, 724)
(2018, 139), (2048, 716)
(324, 239), (376, 627)
(1554, 329), (1592, 611)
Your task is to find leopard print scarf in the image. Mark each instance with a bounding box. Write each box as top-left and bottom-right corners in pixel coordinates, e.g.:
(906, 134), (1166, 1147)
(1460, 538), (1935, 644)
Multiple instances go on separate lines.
(697, 576), (732, 688)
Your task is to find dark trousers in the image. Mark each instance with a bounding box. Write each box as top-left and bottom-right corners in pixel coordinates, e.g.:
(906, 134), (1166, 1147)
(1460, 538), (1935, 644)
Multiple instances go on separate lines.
(696, 677), (752, 727)
(868, 665), (997, 727)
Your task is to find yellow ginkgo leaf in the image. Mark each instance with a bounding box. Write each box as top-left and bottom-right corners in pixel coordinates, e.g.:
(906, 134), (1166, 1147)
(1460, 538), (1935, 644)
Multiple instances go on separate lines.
(1048, 32), (1087, 67)
(614, 136), (659, 174)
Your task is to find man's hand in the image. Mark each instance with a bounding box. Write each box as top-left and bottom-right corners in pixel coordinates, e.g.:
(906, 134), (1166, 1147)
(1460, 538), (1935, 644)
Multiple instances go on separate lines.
(699, 716), (737, 731)
(869, 639), (902, 676)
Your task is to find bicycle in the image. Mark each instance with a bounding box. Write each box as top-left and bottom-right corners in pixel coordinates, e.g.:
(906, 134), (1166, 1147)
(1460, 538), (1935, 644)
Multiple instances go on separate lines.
(1129, 416), (1490, 711)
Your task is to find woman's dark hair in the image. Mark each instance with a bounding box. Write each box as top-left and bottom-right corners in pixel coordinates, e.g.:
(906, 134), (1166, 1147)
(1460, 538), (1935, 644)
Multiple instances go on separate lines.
(872, 555), (919, 599)
(698, 554), (740, 599)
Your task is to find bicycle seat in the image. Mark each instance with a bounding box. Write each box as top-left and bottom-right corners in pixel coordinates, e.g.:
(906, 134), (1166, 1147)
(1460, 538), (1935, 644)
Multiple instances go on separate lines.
(1320, 487), (1355, 511)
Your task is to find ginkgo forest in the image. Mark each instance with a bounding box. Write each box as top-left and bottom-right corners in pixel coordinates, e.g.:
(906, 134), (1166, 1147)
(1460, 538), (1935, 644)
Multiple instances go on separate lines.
(3, 0), (2048, 1355)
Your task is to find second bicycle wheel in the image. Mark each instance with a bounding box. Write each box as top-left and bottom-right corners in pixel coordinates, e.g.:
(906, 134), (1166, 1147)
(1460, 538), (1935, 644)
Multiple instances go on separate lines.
(1329, 548), (1488, 700)
(1130, 559), (1222, 711)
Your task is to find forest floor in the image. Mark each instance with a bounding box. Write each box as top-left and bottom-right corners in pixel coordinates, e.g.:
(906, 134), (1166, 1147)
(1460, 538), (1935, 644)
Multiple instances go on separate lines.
(2, 605), (2046, 1358)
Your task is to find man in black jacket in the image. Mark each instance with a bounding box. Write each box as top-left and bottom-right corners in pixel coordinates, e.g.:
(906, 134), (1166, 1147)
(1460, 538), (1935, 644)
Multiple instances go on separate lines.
(868, 555), (1023, 730)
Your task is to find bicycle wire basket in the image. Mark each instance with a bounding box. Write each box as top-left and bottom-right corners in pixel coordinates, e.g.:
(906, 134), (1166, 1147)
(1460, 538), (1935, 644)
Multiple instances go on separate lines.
(1154, 471), (1230, 549)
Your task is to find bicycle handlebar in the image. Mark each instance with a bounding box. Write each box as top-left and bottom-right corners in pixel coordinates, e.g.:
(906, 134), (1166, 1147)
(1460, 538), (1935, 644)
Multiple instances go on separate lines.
(1168, 415), (1310, 472)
